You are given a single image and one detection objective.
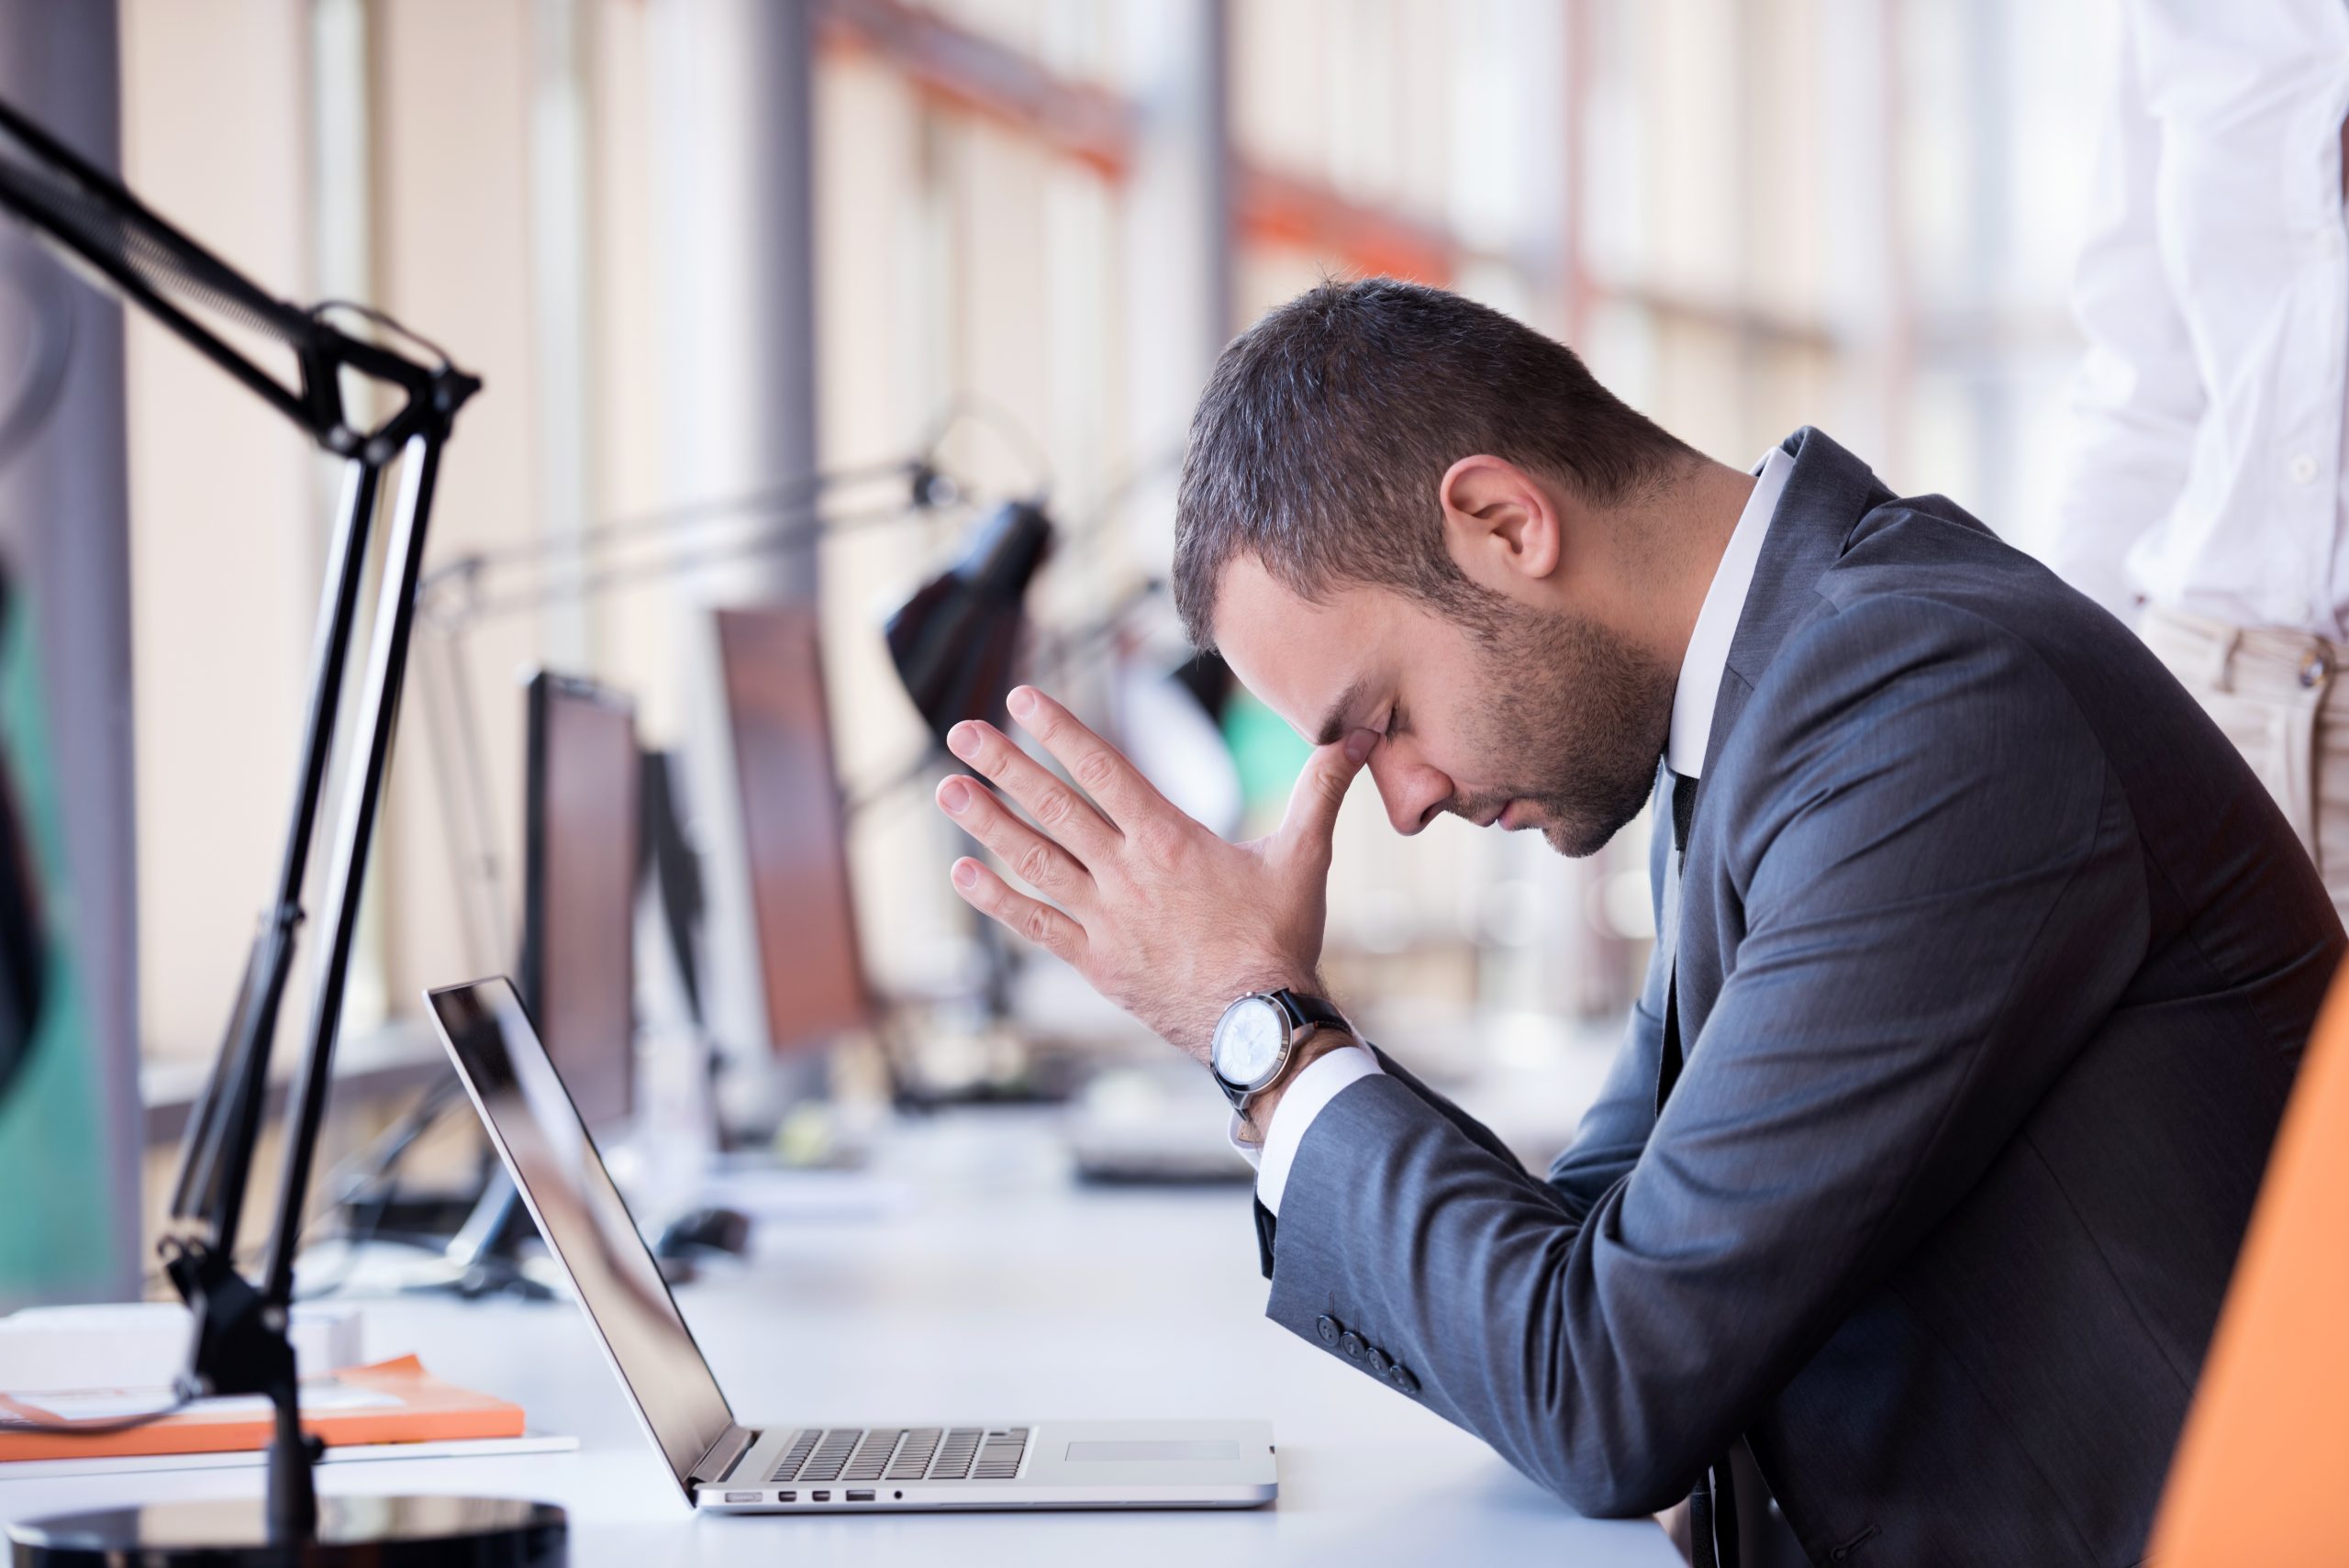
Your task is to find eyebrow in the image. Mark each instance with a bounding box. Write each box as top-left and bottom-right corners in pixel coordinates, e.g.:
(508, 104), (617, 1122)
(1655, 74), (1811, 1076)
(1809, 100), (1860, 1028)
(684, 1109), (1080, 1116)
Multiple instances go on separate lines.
(1312, 676), (1374, 748)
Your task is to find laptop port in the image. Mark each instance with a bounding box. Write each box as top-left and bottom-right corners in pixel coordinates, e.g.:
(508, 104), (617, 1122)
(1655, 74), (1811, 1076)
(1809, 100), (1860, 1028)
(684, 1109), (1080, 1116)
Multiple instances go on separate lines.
(810, 1491), (830, 1502)
(722, 1492), (760, 1504)
(846, 1490), (874, 1502)
(777, 1492), (796, 1503)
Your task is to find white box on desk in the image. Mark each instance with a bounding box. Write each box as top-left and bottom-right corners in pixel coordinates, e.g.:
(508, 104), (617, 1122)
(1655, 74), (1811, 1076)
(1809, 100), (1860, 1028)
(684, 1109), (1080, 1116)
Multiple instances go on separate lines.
(0, 1301), (363, 1393)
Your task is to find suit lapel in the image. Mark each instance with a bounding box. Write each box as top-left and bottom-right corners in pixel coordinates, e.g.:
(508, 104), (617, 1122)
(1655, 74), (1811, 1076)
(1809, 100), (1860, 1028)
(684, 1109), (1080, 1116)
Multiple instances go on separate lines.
(1656, 427), (1892, 1108)
(1716, 428), (1892, 717)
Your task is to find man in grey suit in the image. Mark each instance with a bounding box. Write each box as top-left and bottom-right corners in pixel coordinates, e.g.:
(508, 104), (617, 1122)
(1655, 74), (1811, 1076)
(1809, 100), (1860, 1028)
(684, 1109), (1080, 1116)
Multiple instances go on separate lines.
(927, 279), (2343, 1566)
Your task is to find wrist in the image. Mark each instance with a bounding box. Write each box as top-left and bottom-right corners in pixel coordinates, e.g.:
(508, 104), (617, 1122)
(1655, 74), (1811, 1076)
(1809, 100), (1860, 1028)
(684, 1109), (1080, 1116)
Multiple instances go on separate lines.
(1235, 1028), (1356, 1146)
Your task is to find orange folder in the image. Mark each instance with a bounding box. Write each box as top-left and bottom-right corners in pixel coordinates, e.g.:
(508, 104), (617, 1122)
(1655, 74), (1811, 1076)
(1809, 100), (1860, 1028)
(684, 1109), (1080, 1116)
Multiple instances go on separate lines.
(0, 1354), (524, 1462)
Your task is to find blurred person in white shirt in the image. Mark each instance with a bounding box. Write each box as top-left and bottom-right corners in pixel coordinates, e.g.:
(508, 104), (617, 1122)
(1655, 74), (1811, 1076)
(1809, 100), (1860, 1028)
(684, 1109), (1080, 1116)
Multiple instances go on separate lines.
(2048, 0), (2349, 920)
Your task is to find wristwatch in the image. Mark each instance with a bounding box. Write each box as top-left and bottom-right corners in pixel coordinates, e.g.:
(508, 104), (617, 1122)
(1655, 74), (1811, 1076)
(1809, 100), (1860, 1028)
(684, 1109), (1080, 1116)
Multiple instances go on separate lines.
(1209, 987), (1351, 1113)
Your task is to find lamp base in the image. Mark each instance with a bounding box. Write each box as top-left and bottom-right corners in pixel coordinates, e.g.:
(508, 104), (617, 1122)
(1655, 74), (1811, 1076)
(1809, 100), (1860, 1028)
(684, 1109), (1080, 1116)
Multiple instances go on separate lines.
(6, 1496), (565, 1568)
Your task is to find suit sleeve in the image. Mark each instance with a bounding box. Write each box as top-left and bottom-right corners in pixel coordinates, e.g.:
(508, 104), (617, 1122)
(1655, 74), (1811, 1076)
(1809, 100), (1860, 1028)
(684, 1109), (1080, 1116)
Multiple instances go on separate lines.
(1548, 775), (1673, 1224)
(1259, 597), (2142, 1517)
(1260, 786), (1674, 1270)
(1252, 1043), (1540, 1279)
(1375, 762), (1674, 1218)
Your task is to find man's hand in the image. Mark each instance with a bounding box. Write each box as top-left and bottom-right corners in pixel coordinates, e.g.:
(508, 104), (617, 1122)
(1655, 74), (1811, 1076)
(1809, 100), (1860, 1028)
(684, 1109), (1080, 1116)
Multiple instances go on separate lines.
(932, 684), (1377, 1062)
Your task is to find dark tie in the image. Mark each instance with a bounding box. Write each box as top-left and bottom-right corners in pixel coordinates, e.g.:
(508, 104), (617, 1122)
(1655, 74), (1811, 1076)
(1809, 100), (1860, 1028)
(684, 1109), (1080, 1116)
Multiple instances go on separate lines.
(1660, 769), (1740, 1568)
(1657, 770), (1698, 1108)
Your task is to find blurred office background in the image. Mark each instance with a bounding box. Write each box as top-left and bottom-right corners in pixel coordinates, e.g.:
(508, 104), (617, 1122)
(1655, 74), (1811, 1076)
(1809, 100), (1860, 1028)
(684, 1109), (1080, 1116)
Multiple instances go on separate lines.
(0, 0), (2103, 1306)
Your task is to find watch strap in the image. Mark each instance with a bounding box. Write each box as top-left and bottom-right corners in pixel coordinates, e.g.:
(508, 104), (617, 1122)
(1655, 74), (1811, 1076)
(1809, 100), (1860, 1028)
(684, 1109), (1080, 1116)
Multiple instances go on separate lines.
(1274, 988), (1348, 1035)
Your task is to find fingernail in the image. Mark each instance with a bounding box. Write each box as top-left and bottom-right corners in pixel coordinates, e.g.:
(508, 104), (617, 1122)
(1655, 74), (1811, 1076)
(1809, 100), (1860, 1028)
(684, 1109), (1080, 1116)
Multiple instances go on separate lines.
(948, 722), (980, 759)
(952, 859), (978, 888)
(1344, 728), (1377, 763)
(939, 778), (972, 814)
(1006, 686), (1037, 719)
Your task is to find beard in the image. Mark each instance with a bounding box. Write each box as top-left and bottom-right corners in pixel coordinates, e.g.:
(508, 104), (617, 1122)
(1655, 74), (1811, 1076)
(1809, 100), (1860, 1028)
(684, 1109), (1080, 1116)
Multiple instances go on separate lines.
(1444, 600), (1677, 857)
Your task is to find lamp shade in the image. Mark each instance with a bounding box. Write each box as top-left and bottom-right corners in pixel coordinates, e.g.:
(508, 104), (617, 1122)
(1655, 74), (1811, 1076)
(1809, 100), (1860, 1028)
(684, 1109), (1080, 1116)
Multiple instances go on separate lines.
(885, 500), (1054, 746)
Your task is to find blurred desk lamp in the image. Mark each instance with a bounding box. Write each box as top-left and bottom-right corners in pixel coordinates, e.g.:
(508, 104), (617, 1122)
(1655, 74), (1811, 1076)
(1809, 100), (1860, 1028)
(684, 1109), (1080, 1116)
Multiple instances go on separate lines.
(414, 481), (1053, 1006)
(885, 496), (1054, 748)
(889, 494), (1229, 792)
(390, 468), (973, 1295)
(410, 472), (1059, 1105)
(890, 495), (1252, 1031)
(421, 430), (1222, 1107)
(0, 100), (564, 1565)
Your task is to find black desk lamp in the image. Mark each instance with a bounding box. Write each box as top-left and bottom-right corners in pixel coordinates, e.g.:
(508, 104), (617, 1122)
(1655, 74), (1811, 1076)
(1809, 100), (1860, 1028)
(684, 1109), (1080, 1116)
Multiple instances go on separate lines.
(389, 488), (1060, 1153)
(0, 100), (562, 1565)
(885, 498), (1054, 747)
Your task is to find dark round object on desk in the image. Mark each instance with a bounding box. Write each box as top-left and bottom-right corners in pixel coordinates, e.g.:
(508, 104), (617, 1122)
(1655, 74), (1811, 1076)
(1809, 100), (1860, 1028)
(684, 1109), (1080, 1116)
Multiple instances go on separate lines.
(6, 1496), (566, 1568)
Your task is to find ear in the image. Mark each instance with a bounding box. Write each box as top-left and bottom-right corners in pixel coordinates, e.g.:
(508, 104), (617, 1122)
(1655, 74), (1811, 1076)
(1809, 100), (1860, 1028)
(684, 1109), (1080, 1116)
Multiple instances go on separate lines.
(1437, 455), (1563, 591)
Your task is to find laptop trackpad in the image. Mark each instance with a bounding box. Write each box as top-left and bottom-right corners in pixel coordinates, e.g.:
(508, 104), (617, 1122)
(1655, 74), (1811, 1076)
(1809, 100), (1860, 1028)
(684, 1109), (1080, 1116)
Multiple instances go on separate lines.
(1065, 1440), (1243, 1462)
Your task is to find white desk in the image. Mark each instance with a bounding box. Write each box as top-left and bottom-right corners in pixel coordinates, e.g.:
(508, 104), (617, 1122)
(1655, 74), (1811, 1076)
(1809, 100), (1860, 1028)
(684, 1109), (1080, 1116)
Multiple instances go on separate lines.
(0, 1111), (1676, 1567)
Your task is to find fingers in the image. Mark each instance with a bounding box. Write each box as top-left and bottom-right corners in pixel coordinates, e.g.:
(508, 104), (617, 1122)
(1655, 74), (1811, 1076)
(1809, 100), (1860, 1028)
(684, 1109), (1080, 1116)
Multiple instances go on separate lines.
(935, 774), (1096, 907)
(949, 856), (1087, 963)
(1275, 729), (1375, 862)
(998, 686), (1174, 834)
(945, 712), (1120, 860)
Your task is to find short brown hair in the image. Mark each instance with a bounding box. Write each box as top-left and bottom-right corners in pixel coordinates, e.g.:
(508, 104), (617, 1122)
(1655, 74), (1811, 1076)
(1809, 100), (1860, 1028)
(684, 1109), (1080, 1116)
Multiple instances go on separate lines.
(1172, 277), (1697, 649)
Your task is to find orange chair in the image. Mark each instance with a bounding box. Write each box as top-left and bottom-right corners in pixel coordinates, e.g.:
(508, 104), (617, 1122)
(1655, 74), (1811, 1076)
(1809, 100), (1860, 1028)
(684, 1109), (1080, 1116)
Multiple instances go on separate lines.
(2149, 960), (2349, 1565)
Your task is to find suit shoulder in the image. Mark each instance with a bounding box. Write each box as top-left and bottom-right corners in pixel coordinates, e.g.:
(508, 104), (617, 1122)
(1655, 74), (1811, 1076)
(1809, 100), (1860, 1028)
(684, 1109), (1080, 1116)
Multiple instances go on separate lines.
(1718, 592), (2114, 885)
(1775, 586), (2087, 716)
(1826, 497), (2086, 616)
(1742, 587), (2108, 808)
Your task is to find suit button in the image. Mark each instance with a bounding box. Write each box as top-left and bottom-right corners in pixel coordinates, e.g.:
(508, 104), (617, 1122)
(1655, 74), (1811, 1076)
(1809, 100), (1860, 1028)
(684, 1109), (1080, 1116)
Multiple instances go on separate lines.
(1315, 1316), (1341, 1345)
(1365, 1347), (1391, 1375)
(1340, 1331), (1366, 1360)
(1387, 1363), (1418, 1394)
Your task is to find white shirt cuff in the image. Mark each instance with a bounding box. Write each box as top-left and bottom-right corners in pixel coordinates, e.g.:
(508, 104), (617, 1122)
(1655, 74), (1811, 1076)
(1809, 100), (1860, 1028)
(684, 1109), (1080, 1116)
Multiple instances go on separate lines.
(1224, 1043), (1383, 1217)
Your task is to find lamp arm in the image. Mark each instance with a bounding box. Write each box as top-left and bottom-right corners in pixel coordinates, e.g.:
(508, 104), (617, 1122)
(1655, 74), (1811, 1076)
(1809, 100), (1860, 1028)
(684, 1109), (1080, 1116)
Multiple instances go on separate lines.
(0, 98), (459, 459)
(0, 93), (483, 1543)
(435, 498), (926, 626)
(416, 453), (955, 609)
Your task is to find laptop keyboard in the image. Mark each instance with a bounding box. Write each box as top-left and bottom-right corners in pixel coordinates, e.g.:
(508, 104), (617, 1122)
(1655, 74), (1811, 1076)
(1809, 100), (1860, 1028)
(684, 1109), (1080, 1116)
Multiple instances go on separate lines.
(768, 1426), (1030, 1485)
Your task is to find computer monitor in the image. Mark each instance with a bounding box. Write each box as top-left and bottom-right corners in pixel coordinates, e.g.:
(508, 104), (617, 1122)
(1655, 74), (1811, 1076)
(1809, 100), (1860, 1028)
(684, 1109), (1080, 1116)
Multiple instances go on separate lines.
(712, 605), (872, 1056)
(518, 671), (640, 1128)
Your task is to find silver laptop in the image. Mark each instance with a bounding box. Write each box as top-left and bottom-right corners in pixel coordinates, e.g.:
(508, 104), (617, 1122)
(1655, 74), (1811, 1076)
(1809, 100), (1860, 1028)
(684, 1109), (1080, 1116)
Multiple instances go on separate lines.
(426, 977), (1278, 1514)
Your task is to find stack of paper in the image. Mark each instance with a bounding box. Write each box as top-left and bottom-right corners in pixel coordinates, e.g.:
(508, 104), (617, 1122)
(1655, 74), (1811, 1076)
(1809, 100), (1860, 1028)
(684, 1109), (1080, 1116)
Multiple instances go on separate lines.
(0, 1355), (524, 1462)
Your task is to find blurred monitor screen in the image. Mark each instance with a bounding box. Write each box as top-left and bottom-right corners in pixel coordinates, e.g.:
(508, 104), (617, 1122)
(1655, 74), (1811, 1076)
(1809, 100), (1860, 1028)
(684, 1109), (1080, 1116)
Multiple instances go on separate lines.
(714, 604), (871, 1055)
(519, 671), (640, 1129)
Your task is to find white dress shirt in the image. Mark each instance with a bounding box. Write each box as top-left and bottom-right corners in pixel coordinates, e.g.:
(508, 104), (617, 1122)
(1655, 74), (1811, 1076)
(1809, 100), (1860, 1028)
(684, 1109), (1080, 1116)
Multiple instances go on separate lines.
(1236, 448), (1794, 1216)
(2048, 0), (2349, 639)
(1669, 448), (1793, 778)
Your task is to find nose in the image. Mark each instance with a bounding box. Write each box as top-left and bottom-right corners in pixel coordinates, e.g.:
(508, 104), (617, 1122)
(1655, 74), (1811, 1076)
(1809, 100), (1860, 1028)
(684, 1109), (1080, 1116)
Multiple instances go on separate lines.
(1367, 748), (1451, 837)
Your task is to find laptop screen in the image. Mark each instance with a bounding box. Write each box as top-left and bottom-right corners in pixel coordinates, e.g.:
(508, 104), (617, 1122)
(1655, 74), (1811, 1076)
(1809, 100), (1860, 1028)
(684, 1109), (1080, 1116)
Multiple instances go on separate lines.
(428, 977), (735, 1496)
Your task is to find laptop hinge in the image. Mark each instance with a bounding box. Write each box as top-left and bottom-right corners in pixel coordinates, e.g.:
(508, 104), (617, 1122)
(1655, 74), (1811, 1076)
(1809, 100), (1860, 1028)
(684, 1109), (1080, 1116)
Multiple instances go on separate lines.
(690, 1424), (758, 1487)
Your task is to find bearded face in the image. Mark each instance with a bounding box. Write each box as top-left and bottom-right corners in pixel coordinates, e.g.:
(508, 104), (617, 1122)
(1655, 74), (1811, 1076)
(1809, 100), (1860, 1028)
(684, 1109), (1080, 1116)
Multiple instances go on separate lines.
(1433, 598), (1676, 857)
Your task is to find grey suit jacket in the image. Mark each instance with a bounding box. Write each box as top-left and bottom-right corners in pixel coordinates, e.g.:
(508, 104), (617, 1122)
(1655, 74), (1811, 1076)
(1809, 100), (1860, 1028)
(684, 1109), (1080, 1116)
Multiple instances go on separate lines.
(1256, 428), (2344, 1566)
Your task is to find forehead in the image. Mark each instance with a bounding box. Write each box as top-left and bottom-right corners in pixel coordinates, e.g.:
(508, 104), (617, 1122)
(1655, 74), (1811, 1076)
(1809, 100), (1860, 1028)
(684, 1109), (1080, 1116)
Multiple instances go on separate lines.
(1210, 557), (1404, 742)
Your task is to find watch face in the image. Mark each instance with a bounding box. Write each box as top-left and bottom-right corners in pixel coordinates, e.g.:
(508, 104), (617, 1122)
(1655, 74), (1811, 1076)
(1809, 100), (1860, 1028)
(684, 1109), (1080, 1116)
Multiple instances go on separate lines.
(1213, 996), (1288, 1089)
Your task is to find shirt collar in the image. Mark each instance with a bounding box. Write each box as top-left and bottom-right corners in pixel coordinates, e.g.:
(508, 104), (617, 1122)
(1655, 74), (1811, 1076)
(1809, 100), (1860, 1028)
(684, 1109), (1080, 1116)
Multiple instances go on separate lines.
(1667, 447), (1795, 780)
